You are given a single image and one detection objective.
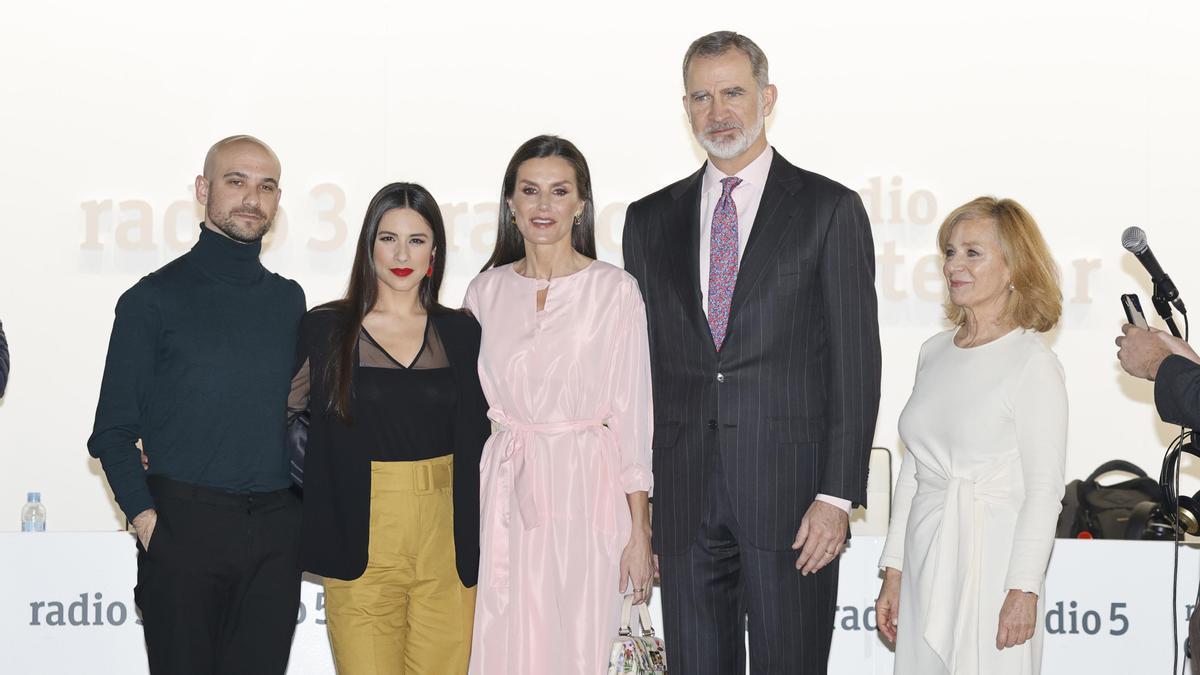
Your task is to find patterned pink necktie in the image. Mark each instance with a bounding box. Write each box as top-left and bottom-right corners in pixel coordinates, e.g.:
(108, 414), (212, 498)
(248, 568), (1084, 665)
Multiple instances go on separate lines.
(708, 176), (742, 351)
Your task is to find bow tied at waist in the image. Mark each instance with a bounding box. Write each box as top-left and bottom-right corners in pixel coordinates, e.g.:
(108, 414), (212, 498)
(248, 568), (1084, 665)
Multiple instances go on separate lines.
(919, 463), (1017, 674)
(483, 407), (620, 595)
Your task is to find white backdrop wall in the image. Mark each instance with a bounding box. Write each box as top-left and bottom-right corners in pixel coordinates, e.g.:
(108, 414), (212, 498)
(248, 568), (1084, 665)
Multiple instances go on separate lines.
(1, 1), (1199, 531)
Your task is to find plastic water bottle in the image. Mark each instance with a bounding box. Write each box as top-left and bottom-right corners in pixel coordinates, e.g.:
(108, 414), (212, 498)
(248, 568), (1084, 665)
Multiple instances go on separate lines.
(20, 492), (46, 532)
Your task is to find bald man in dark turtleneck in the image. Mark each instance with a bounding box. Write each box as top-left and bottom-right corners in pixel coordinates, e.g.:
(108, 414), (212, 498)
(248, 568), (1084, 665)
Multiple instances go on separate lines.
(88, 136), (306, 675)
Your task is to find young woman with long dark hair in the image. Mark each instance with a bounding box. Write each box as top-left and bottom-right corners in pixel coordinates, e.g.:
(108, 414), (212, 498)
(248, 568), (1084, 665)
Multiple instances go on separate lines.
(289, 182), (490, 673)
(464, 136), (655, 674)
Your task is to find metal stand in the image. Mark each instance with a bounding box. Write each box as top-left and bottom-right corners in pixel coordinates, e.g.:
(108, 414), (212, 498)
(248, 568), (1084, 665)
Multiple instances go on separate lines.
(1152, 280), (1184, 338)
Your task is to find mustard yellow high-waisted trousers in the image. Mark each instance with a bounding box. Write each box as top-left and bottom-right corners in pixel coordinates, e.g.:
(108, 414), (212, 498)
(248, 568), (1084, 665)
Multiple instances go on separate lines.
(323, 455), (476, 674)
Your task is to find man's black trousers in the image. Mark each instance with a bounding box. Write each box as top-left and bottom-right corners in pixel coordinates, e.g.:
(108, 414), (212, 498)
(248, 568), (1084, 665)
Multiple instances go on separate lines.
(135, 476), (302, 675)
(657, 457), (840, 675)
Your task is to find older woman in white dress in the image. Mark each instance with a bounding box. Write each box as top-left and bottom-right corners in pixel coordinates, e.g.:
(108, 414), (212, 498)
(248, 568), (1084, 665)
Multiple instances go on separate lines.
(875, 197), (1068, 675)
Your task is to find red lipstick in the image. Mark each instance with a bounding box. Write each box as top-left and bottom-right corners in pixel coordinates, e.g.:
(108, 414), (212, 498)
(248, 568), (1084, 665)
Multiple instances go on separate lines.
(390, 268), (414, 277)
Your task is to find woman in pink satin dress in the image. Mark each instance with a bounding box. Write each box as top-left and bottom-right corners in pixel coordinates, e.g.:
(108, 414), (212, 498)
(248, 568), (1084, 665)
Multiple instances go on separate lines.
(464, 135), (655, 674)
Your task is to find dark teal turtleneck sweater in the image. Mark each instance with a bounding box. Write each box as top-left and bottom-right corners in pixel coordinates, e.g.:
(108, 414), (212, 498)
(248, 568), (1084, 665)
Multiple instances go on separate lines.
(88, 224), (306, 521)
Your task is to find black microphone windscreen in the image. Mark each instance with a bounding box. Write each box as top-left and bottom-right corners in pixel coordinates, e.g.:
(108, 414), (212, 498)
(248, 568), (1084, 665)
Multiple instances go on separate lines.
(1122, 226), (1148, 254)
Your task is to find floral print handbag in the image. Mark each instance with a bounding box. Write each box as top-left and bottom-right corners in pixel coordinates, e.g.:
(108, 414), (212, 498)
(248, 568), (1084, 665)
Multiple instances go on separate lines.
(607, 595), (667, 674)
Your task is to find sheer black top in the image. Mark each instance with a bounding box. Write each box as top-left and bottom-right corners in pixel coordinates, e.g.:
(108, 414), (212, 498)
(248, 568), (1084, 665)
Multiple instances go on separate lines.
(290, 318), (455, 462)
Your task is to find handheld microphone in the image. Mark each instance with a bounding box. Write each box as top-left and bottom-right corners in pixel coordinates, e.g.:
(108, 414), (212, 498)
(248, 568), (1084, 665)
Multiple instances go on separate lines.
(1121, 226), (1187, 315)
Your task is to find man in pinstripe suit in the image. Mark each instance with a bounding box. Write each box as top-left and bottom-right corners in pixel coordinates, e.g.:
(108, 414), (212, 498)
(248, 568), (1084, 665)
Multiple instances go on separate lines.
(622, 31), (882, 674)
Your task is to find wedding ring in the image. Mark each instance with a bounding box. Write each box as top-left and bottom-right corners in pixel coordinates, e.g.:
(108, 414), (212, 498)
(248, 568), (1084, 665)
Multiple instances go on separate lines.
(633, 588), (644, 592)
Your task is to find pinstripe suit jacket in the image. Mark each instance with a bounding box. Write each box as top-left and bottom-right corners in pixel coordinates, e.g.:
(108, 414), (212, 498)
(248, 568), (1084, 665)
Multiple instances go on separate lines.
(623, 150), (882, 555)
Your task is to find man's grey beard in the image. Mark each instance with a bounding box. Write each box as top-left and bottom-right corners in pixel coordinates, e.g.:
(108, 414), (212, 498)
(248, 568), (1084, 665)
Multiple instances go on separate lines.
(694, 100), (767, 161)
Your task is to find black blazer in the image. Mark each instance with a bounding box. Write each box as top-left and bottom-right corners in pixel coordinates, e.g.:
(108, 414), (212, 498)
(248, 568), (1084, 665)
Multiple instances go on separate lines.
(1156, 354), (1200, 429)
(623, 150), (882, 555)
(0, 319), (8, 397)
(296, 307), (490, 585)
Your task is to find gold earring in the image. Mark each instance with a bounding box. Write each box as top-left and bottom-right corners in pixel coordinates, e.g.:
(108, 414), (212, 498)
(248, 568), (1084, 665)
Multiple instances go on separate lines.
(572, 213), (581, 226)
(510, 213), (517, 226)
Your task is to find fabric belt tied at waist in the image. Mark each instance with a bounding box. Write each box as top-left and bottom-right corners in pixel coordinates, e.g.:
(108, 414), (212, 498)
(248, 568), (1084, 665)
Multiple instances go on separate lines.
(485, 407), (614, 595)
(920, 466), (1012, 674)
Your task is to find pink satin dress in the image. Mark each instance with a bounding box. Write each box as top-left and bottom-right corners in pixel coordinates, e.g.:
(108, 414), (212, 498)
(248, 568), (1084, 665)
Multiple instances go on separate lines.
(463, 261), (653, 674)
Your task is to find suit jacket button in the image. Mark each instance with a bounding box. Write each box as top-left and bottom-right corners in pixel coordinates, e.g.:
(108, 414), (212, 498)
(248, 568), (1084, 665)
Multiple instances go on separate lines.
(707, 419), (718, 430)
(716, 372), (725, 383)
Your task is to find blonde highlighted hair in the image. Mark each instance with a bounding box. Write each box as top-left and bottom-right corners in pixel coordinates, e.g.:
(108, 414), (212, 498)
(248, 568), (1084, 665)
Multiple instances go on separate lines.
(937, 196), (1062, 332)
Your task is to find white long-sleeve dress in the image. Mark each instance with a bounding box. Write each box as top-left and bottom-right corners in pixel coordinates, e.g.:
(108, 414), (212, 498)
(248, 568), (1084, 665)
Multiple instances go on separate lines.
(880, 328), (1067, 675)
